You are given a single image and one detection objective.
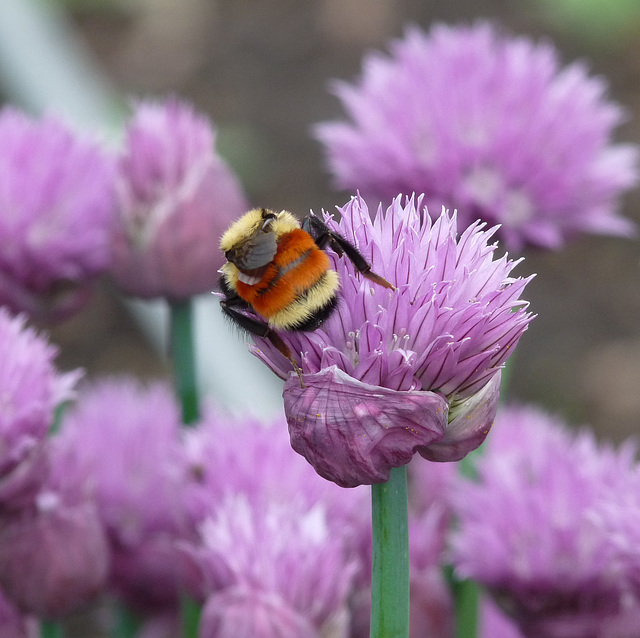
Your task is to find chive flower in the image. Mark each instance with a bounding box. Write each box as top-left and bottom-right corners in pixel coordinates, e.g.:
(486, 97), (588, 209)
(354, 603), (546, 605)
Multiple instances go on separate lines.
(56, 377), (193, 612)
(451, 404), (638, 638)
(111, 98), (249, 300)
(316, 23), (637, 250)
(251, 194), (534, 487)
(0, 479), (109, 618)
(0, 108), (116, 321)
(182, 412), (365, 638)
(0, 308), (80, 508)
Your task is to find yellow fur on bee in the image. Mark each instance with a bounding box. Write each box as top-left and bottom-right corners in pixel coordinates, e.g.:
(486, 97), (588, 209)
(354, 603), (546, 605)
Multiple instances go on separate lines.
(268, 269), (340, 330)
(219, 209), (300, 252)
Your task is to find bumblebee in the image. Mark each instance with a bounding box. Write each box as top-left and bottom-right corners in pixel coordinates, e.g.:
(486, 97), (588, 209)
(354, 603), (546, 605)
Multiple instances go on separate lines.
(219, 208), (394, 381)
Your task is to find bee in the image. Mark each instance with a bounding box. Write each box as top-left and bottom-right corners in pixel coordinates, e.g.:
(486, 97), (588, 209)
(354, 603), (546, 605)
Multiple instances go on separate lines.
(218, 208), (394, 384)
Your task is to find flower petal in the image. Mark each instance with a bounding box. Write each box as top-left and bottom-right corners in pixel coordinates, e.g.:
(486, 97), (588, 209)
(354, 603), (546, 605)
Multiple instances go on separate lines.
(284, 366), (448, 487)
(418, 371), (501, 462)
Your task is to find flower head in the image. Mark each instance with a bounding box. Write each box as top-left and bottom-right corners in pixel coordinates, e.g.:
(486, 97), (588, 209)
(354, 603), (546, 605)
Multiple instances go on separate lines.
(0, 494), (109, 619)
(0, 589), (38, 638)
(111, 98), (249, 300)
(0, 108), (116, 321)
(0, 309), (80, 508)
(196, 496), (356, 638)
(316, 23), (637, 250)
(181, 412), (365, 637)
(597, 454), (640, 602)
(57, 377), (192, 612)
(451, 404), (637, 638)
(252, 195), (533, 486)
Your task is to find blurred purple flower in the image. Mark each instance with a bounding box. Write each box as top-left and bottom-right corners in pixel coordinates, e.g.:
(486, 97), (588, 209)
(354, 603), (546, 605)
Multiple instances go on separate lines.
(252, 194), (534, 486)
(597, 455), (640, 604)
(480, 596), (524, 638)
(408, 508), (455, 638)
(183, 409), (367, 529)
(196, 496), (356, 638)
(111, 98), (249, 300)
(0, 589), (37, 638)
(0, 495), (108, 619)
(407, 460), (457, 638)
(0, 108), (116, 321)
(181, 412), (367, 637)
(0, 428), (111, 619)
(451, 404), (637, 638)
(57, 377), (193, 613)
(0, 309), (80, 508)
(316, 22), (638, 250)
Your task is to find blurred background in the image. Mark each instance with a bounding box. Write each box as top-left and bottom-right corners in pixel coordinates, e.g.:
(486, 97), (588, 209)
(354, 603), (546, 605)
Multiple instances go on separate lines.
(3, 0), (640, 440)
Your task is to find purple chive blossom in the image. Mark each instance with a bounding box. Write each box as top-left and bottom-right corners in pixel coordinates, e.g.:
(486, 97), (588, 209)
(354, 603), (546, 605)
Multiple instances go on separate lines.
(480, 597), (525, 638)
(196, 496), (357, 638)
(252, 194), (534, 487)
(111, 98), (249, 300)
(0, 108), (116, 321)
(56, 377), (193, 613)
(597, 459), (640, 604)
(0, 590), (37, 638)
(316, 22), (638, 250)
(451, 404), (637, 638)
(0, 309), (80, 508)
(183, 409), (369, 528)
(0, 446), (109, 619)
(181, 412), (367, 637)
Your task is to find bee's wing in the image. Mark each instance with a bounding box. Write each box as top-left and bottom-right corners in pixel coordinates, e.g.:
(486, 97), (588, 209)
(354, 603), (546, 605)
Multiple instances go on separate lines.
(229, 229), (278, 270)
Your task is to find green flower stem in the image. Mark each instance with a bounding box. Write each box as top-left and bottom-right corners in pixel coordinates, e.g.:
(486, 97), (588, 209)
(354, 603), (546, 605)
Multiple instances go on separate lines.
(181, 593), (202, 638)
(452, 576), (479, 638)
(112, 603), (141, 638)
(370, 465), (410, 638)
(40, 622), (64, 638)
(169, 299), (200, 426)
(169, 299), (201, 638)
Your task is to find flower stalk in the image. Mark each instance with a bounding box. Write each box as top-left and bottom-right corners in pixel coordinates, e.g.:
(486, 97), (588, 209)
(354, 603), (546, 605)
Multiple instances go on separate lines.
(370, 465), (410, 638)
(112, 604), (141, 638)
(169, 300), (201, 638)
(452, 577), (479, 638)
(170, 299), (200, 426)
(41, 621), (64, 638)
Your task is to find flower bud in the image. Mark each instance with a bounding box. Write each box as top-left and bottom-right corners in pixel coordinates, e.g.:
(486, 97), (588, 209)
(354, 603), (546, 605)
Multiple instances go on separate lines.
(111, 98), (249, 300)
(0, 498), (108, 618)
(0, 108), (116, 321)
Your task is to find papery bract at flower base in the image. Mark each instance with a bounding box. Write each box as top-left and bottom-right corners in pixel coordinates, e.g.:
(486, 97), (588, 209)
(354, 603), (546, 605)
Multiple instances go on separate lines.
(111, 98), (249, 300)
(418, 371), (501, 462)
(316, 22), (638, 250)
(284, 366), (448, 487)
(252, 195), (534, 486)
(0, 108), (116, 321)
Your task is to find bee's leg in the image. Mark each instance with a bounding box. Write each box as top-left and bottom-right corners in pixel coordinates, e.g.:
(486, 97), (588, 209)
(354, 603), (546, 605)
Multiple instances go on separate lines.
(220, 298), (305, 387)
(302, 215), (395, 291)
